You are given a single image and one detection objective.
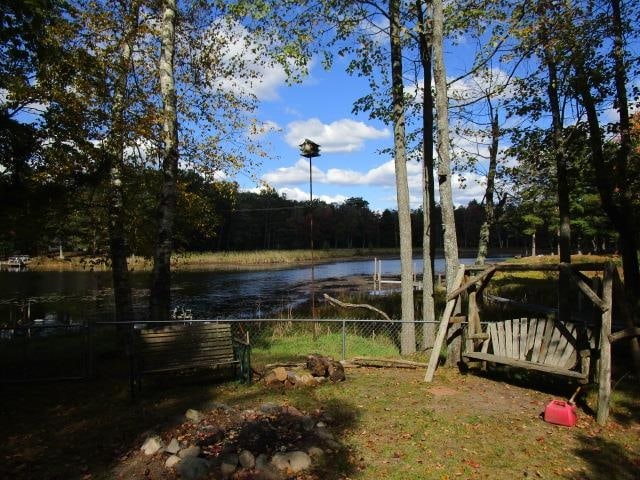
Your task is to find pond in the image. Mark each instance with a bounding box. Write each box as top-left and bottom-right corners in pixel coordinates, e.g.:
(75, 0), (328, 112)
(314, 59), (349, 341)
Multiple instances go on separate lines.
(0, 256), (508, 324)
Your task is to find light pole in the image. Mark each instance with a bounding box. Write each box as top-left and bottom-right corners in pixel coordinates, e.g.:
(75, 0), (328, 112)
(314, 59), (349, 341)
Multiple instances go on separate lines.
(299, 139), (320, 319)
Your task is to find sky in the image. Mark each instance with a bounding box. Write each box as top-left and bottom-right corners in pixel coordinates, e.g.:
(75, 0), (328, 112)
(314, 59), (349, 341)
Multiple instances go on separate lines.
(229, 45), (490, 213)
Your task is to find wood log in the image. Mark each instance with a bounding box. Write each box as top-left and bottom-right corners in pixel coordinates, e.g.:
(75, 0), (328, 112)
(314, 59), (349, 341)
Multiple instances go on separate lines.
(447, 266), (496, 300)
(564, 265), (608, 312)
(425, 265), (466, 382)
(351, 357), (428, 368)
(609, 327), (640, 343)
(597, 263), (614, 426)
(273, 367), (288, 382)
(323, 294), (391, 320)
(306, 354), (328, 377)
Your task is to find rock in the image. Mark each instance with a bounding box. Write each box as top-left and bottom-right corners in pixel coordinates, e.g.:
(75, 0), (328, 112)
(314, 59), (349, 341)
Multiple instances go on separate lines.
(166, 438), (181, 455)
(282, 405), (303, 417)
(286, 372), (297, 385)
(271, 451), (311, 473)
(316, 426), (341, 449)
(287, 451), (312, 472)
(219, 453), (238, 479)
(176, 457), (209, 480)
(270, 453), (290, 471)
(308, 446), (324, 460)
(302, 415), (316, 431)
(239, 450), (255, 469)
(260, 403), (282, 415)
(141, 435), (164, 455)
(178, 446), (201, 459)
(165, 455), (181, 469)
(255, 453), (269, 469)
(185, 409), (204, 423)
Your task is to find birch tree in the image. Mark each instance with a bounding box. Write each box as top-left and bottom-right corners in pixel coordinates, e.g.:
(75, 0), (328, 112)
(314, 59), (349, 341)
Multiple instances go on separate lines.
(149, 0), (178, 323)
(432, 0), (458, 289)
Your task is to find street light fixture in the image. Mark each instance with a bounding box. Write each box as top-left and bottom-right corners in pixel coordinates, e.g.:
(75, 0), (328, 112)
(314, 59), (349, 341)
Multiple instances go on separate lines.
(299, 139), (320, 320)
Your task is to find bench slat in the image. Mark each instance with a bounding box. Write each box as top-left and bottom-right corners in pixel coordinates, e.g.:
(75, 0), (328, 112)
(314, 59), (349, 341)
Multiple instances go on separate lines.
(462, 352), (588, 379)
(526, 318), (538, 360)
(504, 319), (513, 358)
(496, 322), (506, 356)
(518, 318), (528, 361)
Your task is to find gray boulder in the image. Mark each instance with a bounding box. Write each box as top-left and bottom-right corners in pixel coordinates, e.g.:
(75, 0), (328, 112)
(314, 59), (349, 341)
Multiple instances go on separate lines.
(140, 435), (164, 455)
(176, 457), (210, 480)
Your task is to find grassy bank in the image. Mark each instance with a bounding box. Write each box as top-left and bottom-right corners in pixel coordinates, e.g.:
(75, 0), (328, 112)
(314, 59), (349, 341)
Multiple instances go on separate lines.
(27, 248), (401, 272)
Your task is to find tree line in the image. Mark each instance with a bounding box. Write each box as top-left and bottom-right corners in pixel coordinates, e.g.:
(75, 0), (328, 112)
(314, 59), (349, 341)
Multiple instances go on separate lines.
(0, 161), (617, 257)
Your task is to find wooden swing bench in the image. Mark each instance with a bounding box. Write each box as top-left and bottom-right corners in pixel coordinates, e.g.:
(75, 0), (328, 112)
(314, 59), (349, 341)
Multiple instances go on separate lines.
(424, 261), (640, 425)
(462, 317), (596, 382)
(131, 322), (251, 396)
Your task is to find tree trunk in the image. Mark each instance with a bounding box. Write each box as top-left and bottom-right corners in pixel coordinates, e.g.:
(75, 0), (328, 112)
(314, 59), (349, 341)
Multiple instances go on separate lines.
(610, 0), (640, 313)
(432, 0), (459, 290)
(106, 3), (140, 325)
(389, 0), (415, 354)
(574, 60), (640, 320)
(546, 58), (571, 323)
(476, 108), (498, 266)
(150, 0), (179, 323)
(417, 0), (436, 349)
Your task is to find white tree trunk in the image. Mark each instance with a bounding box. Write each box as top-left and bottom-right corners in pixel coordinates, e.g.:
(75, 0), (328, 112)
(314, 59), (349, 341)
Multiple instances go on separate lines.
(432, 0), (459, 291)
(390, 0), (415, 354)
(150, 0), (179, 322)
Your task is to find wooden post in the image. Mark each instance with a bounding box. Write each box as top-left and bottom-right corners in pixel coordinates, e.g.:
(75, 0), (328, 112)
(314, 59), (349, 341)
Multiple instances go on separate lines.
(597, 263), (614, 425)
(425, 265), (466, 382)
(611, 269), (640, 376)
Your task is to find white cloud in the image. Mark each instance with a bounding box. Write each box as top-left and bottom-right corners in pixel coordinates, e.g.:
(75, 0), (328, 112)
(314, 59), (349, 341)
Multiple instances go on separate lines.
(276, 186), (347, 204)
(202, 19), (301, 102)
(284, 118), (390, 153)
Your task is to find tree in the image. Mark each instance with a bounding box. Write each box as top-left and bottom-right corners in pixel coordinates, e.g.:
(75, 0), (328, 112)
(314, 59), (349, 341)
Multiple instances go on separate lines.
(431, 0), (458, 291)
(389, 0), (416, 354)
(149, 0), (178, 323)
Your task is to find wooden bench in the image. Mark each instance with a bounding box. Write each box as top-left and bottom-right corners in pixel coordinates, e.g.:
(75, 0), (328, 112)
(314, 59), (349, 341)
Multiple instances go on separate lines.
(132, 322), (250, 394)
(462, 317), (596, 382)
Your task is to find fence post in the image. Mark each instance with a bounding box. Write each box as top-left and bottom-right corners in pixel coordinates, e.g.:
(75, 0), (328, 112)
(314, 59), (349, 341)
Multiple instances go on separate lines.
(342, 320), (346, 360)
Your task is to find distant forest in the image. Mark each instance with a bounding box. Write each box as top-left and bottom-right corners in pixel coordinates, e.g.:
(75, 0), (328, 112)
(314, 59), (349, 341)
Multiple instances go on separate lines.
(0, 167), (616, 258)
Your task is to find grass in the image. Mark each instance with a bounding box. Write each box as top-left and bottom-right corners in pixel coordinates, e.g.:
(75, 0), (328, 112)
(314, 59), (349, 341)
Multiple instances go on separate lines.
(251, 331), (400, 366)
(1, 366), (638, 479)
(27, 248), (401, 272)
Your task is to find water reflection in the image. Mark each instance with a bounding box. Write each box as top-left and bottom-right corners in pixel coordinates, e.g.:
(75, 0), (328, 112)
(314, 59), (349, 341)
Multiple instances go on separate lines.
(0, 256), (506, 323)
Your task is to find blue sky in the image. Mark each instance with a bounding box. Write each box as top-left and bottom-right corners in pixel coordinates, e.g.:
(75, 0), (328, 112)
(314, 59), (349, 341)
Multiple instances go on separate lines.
(230, 48), (490, 212)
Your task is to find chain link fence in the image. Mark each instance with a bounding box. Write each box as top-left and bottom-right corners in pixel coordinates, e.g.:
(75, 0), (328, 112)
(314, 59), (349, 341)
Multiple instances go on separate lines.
(1, 318), (442, 383)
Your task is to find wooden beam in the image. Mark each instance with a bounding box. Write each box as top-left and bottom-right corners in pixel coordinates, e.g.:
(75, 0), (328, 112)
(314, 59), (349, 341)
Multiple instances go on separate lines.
(492, 262), (606, 272)
(609, 327), (640, 343)
(611, 270), (640, 375)
(447, 266), (496, 300)
(424, 265), (466, 382)
(565, 266), (608, 312)
(597, 263), (614, 426)
(462, 352), (588, 379)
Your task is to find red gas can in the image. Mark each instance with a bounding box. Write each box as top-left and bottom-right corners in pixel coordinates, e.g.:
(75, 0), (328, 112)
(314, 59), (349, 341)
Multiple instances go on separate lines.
(544, 400), (577, 427)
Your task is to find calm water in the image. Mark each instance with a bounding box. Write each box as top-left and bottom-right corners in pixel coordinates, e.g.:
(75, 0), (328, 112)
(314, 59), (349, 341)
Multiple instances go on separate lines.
(0, 256), (506, 323)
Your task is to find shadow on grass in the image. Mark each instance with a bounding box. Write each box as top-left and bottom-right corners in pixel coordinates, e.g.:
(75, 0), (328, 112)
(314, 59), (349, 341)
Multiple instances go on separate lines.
(572, 433), (640, 480)
(0, 369), (361, 480)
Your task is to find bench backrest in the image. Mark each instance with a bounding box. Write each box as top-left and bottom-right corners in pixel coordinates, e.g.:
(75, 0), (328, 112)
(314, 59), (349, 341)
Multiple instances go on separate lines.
(486, 318), (596, 369)
(137, 323), (236, 374)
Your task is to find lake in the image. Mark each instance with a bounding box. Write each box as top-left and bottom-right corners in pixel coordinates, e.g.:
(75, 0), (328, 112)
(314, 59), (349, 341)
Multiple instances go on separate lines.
(0, 256), (508, 323)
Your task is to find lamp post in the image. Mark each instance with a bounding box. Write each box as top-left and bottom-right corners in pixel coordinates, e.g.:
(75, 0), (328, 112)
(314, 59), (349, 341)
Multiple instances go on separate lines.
(299, 139), (320, 319)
